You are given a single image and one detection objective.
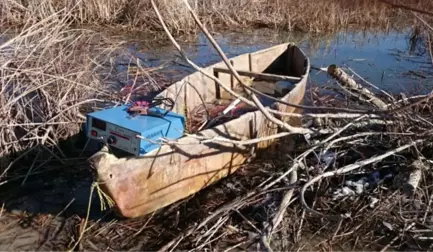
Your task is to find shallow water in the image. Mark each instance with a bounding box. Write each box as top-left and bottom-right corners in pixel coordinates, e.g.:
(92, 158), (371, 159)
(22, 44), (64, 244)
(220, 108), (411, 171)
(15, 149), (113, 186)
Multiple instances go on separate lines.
(124, 28), (433, 95)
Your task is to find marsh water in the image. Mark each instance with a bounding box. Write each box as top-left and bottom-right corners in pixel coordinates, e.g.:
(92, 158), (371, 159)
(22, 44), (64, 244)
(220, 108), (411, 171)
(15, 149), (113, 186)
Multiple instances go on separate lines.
(2, 27), (433, 221)
(121, 28), (433, 94)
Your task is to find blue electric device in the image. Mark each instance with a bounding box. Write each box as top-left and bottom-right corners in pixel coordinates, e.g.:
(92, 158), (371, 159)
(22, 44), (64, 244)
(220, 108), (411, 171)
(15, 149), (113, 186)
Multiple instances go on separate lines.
(85, 105), (185, 156)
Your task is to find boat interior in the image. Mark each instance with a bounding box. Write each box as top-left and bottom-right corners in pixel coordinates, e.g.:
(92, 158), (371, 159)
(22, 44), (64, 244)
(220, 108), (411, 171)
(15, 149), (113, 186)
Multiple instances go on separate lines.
(156, 43), (309, 132)
(158, 43), (309, 115)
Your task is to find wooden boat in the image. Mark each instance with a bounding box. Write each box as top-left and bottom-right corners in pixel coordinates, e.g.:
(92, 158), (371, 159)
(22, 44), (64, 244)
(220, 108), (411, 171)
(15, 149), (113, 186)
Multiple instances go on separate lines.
(90, 43), (310, 218)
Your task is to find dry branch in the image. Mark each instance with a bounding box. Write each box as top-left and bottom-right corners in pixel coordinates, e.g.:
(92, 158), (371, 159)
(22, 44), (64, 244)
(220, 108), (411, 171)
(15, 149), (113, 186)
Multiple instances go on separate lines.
(300, 139), (424, 219)
(327, 64), (388, 109)
(150, 0), (318, 136)
(179, 0), (306, 134)
(402, 159), (426, 196)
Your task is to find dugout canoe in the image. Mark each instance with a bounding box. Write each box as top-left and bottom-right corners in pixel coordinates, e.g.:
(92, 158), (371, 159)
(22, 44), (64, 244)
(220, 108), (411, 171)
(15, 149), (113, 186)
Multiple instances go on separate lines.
(90, 43), (310, 218)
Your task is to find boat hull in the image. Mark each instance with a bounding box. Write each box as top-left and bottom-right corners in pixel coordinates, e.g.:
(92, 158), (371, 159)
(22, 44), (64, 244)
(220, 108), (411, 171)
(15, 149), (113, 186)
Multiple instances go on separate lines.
(90, 43), (310, 218)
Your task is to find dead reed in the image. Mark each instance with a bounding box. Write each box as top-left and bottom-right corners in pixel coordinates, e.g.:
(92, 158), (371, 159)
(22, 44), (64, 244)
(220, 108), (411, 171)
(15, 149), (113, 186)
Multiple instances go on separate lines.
(0, 15), (125, 174)
(2, 0), (433, 34)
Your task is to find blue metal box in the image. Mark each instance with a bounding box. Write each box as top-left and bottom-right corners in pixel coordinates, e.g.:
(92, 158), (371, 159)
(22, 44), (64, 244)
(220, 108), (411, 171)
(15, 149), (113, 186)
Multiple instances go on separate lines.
(86, 105), (185, 156)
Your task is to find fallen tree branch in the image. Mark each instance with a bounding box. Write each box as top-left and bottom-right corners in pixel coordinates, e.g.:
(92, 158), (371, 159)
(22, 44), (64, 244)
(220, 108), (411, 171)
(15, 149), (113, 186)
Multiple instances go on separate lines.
(262, 114), (369, 192)
(268, 169), (298, 234)
(322, 131), (414, 154)
(157, 195), (250, 252)
(327, 65), (388, 109)
(179, 0), (308, 134)
(150, 0), (315, 136)
(380, 222), (416, 252)
(402, 158), (426, 196)
(300, 139), (424, 219)
(412, 11), (433, 32)
(132, 117), (399, 150)
(347, 67), (395, 102)
(256, 115), (376, 246)
(150, 1), (419, 116)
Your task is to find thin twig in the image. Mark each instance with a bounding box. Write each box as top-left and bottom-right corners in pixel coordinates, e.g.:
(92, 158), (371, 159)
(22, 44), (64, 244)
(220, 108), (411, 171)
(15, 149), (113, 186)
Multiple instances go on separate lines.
(300, 139), (423, 219)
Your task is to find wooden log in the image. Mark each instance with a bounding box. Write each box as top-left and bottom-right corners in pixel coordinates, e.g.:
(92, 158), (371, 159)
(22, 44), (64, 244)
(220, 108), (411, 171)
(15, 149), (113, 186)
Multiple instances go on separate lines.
(327, 64), (388, 109)
(213, 67), (301, 82)
(402, 159), (425, 196)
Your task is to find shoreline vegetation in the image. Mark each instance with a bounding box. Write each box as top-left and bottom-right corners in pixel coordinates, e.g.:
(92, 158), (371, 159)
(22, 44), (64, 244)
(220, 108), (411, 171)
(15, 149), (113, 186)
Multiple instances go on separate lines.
(0, 16), (127, 162)
(1, 1), (433, 251)
(1, 0), (433, 34)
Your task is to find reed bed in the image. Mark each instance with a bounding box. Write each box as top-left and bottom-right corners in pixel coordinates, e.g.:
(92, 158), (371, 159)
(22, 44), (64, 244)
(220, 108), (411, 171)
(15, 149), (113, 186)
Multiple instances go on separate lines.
(2, 0), (433, 34)
(0, 15), (126, 175)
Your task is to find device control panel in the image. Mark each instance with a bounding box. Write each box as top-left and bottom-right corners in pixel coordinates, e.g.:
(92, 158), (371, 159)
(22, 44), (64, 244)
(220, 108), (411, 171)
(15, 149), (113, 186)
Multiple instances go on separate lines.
(87, 117), (141, 156)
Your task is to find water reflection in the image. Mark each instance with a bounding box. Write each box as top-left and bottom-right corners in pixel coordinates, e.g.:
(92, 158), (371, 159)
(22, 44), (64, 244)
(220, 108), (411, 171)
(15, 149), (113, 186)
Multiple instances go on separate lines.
(122, 28), (432, 95)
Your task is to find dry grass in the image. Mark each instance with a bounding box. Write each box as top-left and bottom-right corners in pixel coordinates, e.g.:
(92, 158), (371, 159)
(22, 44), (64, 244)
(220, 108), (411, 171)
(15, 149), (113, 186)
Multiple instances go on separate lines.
(1, 0), (433, 34)
(0, 15), (125, 174)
